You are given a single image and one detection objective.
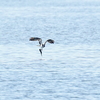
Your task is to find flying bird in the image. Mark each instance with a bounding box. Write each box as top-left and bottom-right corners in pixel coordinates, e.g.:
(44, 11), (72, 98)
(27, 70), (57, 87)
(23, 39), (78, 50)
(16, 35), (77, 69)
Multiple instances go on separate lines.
(29, 37), (54, 56)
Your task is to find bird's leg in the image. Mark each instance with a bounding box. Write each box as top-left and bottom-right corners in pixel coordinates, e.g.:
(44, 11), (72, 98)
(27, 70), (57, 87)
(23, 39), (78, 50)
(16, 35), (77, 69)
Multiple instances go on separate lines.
(39, 49), (42, 56)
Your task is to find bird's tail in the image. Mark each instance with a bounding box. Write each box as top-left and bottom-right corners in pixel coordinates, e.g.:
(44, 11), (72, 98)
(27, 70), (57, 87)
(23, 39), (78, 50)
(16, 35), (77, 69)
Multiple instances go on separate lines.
(39, 49), (42, 56)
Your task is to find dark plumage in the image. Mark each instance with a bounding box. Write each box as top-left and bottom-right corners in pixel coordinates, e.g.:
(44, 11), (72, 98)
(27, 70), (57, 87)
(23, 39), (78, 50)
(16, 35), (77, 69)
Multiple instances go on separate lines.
(29, 37), (54, 56)
(46, 39), (54, 44)
(29, 37), (42, 45)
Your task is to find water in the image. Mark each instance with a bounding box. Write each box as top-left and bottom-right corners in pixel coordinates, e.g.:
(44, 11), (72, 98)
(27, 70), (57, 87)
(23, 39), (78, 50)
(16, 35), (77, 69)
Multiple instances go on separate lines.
(0, 0), (100, 100)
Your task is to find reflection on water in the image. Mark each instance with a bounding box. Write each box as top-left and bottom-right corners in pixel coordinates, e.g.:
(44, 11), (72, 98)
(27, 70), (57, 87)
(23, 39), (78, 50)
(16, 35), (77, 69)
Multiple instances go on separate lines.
(0, 1), (100, 100)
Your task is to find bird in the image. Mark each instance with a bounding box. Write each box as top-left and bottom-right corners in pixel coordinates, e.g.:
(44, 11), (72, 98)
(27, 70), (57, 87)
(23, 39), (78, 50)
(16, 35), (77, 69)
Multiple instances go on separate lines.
(29, 37), (54, 56)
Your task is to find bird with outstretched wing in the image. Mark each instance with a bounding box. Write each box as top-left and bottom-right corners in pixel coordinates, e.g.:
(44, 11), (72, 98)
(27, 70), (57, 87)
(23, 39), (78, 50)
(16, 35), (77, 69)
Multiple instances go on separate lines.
(29, 37), (54, 56)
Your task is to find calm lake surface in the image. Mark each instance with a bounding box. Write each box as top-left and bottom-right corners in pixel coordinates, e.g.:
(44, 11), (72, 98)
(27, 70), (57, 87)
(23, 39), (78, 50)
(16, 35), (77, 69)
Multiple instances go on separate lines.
(0, 0), (100, 100)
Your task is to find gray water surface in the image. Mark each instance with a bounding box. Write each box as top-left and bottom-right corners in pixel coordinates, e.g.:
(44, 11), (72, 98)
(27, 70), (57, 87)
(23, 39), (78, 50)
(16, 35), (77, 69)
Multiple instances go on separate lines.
(0, 0), (100, 100)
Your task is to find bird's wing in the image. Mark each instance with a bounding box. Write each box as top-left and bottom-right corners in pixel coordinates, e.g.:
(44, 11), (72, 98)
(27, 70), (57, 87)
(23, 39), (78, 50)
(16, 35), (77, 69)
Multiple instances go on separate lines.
(29, 37), (42, 45)
(44, 39), (54, 45)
